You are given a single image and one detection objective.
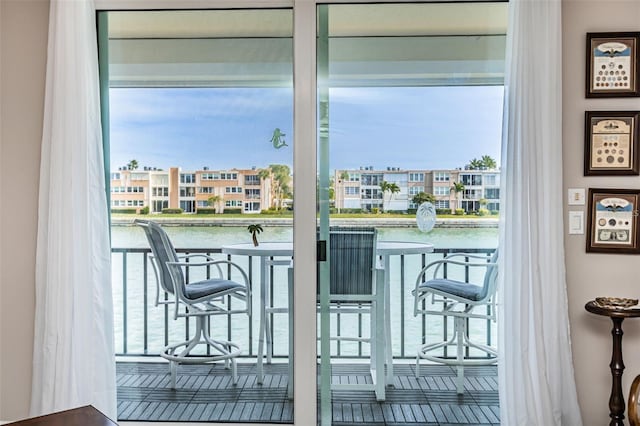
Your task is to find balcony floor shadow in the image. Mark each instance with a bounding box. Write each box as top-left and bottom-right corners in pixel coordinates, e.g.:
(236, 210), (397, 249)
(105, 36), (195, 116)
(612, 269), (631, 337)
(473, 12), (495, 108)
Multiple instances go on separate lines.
(117, 361), (498, 425)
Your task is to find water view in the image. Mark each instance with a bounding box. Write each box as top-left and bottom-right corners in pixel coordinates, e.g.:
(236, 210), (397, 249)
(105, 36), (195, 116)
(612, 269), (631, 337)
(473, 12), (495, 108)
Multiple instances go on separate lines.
(112, 224), (498, 357)
(112, 224), (497, 249)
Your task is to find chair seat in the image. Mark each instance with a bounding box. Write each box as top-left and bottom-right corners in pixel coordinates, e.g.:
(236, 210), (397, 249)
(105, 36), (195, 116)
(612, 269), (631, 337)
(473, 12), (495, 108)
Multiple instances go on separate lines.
(185, 278), (245, 300)
(419, 278), (483, 301)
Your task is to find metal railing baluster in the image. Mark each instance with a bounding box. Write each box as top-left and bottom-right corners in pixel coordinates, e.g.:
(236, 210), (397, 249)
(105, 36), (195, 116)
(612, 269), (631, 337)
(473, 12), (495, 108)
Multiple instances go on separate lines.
(142, 252), (148, 354)
(111, 246), (495, 360)
(122, 252), (127, 354)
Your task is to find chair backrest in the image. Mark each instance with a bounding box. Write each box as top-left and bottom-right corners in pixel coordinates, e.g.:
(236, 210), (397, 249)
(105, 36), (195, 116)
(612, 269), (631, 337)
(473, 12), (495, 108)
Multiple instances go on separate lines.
(323, 227), (377, 296)
(478, 248), (499, 301)
(135, 219), (185, 295)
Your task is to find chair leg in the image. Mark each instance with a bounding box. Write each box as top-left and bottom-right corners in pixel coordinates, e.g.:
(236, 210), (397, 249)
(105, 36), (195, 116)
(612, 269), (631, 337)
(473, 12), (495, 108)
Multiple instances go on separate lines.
(231, 358), (238, 385)
(374, 299), (385, 401)
(170, 361), (177, 389)
(416, 313), (496, 394)
(455, 317), (465, 394)
(179, 319), (204, 357)
(225, 343), (232, 369)
(162, 315), (242, 388)
(265, 312), (273, 364)
(456, 366), (464, 394)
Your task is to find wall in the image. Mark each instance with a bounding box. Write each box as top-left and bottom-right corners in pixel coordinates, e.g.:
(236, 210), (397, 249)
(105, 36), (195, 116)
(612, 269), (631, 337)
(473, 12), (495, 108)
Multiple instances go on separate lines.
(0, 0), (49, 420)
(563, 1), (640, 425)
(0, 0), (638, 423)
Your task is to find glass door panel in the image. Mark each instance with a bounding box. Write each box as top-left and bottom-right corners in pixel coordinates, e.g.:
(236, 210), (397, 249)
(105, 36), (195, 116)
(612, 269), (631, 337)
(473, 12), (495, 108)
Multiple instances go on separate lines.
(316, 3), (505, 424)
(101, 9), (294, 423)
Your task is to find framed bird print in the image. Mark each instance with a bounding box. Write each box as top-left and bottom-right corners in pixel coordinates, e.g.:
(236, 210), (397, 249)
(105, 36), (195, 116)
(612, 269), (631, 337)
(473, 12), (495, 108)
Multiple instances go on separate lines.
(586, 32), (640, 97)
(586, 188), (640, 253)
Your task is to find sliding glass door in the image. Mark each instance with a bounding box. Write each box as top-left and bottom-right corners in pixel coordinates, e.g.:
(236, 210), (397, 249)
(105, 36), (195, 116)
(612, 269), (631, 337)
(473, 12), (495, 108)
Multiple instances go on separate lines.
(98, 2), (505, 425)
(100, 8), (297, 424)
(316, 3), (505, 424)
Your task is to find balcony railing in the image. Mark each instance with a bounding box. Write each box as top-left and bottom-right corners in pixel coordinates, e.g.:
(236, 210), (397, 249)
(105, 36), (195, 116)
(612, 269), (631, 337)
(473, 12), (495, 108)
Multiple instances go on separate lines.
(111, 247), (496, 360)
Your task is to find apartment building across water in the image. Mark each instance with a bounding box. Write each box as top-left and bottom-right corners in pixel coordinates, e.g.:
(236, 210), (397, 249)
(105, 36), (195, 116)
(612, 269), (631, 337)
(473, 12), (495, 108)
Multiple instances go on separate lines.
(335, 166), (501, 213)
(110, 166), (272, 214)
(110, 165), (498, 214)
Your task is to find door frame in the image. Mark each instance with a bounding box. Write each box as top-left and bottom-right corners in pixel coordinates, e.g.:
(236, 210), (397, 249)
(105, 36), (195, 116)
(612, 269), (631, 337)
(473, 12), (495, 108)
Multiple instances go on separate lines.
(96, 2), (481, 424)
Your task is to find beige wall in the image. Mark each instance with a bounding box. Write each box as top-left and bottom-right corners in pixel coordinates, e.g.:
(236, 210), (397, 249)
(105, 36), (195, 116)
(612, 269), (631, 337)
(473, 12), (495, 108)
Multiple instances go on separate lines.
(1, 0), (639, 423)
(0, 0), (49, 420)
(563, 1), (640, 425)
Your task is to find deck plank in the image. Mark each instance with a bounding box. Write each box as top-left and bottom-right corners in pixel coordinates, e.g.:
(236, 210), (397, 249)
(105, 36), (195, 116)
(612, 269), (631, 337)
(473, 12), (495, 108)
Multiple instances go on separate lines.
(117, 361), (498, 424)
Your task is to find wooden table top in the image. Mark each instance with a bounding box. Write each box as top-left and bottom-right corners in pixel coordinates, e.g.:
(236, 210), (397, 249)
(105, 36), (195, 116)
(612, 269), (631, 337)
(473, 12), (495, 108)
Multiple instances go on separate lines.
(585, 300), (640, 318)
(6, 406), (117, 426)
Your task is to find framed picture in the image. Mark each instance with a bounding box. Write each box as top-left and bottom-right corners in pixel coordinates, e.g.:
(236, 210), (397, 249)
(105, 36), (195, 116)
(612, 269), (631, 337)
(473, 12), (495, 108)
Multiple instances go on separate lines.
(586, 188), (640, 254)
(584, 111), (640, 175)
(586, 32), (640, 97)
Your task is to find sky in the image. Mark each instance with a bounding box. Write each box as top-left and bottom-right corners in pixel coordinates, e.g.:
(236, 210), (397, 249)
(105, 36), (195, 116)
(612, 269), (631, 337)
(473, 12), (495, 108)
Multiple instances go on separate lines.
(109, 86), (504, 172)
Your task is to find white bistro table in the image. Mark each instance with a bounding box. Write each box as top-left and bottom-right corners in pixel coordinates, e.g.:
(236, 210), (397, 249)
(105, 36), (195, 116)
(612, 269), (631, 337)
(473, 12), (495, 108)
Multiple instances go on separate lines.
(222, 242), (293, 386)
(221, 240), (434, 387)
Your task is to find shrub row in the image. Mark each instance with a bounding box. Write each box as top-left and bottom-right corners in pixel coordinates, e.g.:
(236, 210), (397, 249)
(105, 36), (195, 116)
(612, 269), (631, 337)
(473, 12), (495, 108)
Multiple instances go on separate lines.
(196, 208), (217, 215)
(223, 208), (242, 214)
(261, 208), (288, 214)
(162, 208), (183, 214)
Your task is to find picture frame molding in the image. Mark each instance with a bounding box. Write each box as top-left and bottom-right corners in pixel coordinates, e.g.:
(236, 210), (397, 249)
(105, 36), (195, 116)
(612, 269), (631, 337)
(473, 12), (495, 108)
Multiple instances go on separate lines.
(584, 110), (640, 176)
(586, 32), (640, 98)
(586, 188), (640, 254)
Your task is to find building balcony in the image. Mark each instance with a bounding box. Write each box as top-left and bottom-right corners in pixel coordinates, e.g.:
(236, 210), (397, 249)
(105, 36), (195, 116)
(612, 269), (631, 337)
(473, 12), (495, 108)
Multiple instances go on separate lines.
(112, 246), (498, 425)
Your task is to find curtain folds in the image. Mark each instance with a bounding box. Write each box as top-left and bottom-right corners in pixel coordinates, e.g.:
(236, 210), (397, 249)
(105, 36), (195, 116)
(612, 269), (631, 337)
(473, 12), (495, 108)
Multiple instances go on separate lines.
(498, 0), (582, 425)
(31, 0), (116, 419)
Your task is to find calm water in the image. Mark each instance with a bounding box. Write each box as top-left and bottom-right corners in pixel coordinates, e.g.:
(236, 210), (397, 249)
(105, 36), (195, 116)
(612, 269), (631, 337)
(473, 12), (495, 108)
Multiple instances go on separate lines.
(112, 224), (498, 249)
(111, 224), (498, 358)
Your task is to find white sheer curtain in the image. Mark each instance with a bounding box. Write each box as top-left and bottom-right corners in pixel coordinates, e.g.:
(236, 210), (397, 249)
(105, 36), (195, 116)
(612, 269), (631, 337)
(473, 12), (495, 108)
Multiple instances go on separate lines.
(498, 0), (582, 425)
(31, 0), (116, 419)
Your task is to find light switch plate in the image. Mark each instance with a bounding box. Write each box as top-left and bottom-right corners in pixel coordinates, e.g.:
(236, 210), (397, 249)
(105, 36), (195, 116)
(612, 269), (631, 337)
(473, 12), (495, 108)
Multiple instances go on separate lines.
(568, 211), (584, 234)
(568, 188), (586, 205)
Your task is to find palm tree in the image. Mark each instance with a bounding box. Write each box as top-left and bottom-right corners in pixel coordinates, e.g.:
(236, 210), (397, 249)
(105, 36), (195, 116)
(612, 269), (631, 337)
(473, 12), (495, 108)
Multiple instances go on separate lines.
(480, 155), (497, 170)
(207, 195), (221, 213)
(467, 158), (483, 170)
(127, 159), (139, 170)
(412, 191), (436, 206)
(257, 168), (273, 209)
(379, 181), (400, 213)
(247, 224), (264, 247)
(336, 171), (350, 214)
(450, 181), (465, 211)
(269, 164), (292, 210)
(259, 165), (291, 211)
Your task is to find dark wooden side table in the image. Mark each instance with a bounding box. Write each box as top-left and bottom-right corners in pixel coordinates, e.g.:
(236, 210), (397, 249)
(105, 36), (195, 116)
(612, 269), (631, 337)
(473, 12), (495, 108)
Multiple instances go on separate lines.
(6, 405), (117, 426)
(585, 300), (640, 426)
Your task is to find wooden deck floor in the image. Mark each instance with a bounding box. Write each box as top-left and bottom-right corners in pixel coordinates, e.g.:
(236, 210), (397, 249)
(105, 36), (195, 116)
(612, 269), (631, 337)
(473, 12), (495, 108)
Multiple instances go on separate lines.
(117, 361), (499, 425)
